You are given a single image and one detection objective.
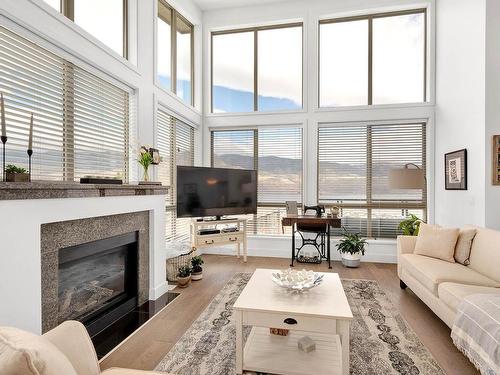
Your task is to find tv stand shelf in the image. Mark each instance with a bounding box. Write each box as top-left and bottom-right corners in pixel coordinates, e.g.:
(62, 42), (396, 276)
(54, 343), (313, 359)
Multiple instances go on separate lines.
(191, 218), (248, 262)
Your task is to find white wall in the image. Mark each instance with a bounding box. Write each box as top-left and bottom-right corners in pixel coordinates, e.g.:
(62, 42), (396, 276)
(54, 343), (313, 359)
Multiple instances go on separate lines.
(434, 0), (486, 227)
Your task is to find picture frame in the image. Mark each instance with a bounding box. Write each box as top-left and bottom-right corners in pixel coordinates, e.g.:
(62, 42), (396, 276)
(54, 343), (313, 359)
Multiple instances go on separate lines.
(149, 148), (161, 165)
(492, 135), (500, 185)
(445, 149), (467, 190)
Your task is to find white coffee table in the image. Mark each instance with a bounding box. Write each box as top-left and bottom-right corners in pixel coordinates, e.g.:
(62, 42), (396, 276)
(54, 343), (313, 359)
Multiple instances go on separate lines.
(233, 269), (353, 375)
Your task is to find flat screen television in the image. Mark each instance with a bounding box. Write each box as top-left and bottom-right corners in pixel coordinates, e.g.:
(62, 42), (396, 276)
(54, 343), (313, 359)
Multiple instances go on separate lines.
(176, 166), (257, 218)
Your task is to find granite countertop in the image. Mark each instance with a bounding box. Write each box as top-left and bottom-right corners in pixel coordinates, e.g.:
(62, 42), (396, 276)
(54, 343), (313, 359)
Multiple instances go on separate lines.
(0, 181), (169, 200)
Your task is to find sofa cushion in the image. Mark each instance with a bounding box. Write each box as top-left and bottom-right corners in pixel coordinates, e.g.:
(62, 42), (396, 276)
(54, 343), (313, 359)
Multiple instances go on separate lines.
(414, 223), (459, 262)
(468, 226), (500, 283)
(400, 254), (500, 295)
(0, 326), (78, 375)
(438, 282), (500, 311)
(454, 228), (477, 265)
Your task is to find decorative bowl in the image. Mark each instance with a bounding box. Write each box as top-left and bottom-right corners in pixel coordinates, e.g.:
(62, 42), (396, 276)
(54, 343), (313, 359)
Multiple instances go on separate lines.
(271, 269), (323, 292)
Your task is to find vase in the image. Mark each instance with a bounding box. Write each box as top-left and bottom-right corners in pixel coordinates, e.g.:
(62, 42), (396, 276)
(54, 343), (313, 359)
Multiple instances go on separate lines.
(142, 167), (149, 182)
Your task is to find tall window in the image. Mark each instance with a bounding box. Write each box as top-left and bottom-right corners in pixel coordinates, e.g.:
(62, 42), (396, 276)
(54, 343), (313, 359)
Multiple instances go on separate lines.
(0, 27), (132, 181)
(43, 0), (127, 57)
(157, 1), (194, 106)
(211, 127), (303, 235)
(319, 9), (426, 107)
(317, 123), (426, 238)
(211, 23), (302, 113)
(157, 109), (195, 243)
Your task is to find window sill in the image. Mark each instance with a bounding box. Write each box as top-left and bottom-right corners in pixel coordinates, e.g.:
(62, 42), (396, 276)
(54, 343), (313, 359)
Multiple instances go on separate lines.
(205, 108), (307, 118)
(314, 101), (435, 113)
(155, 84), (202, 117)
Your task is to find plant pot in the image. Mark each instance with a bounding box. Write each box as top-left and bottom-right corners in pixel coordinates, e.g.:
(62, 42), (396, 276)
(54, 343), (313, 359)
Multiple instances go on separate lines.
(341, 252), (362, 268)
(177, 275), (191, 288)
(191, 271), (203, 281)
(6, 172), (29, 182)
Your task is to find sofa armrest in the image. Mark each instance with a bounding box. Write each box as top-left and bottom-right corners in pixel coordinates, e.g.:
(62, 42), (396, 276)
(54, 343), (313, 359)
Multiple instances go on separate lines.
(397, 235), (417, 255)
(43, 321), (100, 375)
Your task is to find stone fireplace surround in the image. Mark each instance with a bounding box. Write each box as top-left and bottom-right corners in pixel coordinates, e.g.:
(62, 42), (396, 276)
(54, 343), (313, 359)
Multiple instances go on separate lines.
(41, 212), (150, 333)
(0, 182), (170, 334)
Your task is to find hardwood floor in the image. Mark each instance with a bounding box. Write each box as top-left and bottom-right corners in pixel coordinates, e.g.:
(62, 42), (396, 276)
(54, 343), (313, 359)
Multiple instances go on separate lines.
(100, 255), (478, 374)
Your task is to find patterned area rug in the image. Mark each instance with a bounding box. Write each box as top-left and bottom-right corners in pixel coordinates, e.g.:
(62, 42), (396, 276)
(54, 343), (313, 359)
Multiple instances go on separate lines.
(155, 273), (444, 375)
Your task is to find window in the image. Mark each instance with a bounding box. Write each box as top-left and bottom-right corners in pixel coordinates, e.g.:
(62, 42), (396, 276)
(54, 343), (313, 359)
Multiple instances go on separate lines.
(319, 9), (426, 107)
(0, 26), (132, 181)
(43, 0), (127, 57)
(211, 23), (303, 113)
(318, 123), (426, 238)
(157, 109), (195, 243)
(157, 1), (194, 106)
(211, 127), (303, 235)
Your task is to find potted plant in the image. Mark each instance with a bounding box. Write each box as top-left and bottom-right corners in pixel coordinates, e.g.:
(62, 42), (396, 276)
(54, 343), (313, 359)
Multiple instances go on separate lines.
(177, 265), (192, 288)
(336, 229), (368, 268)
(138, 146), (153, 183)
(191, 256), (204, 281)
(398, 214), (424, 236)
(5, 164), (29, 182)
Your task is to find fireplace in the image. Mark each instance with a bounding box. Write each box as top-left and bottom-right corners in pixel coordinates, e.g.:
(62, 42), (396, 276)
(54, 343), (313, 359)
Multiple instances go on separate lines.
(58, 232), (139, 336)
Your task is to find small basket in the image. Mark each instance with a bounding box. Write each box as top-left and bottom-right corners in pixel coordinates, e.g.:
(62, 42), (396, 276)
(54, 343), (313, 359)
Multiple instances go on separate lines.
(166, 247), (196, 282)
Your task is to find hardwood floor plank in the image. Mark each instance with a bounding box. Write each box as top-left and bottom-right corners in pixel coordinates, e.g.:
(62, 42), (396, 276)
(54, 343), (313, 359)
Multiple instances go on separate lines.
(100, 255), (478, 374)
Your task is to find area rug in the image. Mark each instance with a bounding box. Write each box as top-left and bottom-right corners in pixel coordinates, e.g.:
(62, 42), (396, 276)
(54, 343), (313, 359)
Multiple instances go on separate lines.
(155, 273), (444, 375)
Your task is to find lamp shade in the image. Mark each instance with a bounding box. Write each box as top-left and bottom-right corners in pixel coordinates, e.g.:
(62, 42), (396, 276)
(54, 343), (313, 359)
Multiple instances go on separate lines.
(389, 168), (425, 189)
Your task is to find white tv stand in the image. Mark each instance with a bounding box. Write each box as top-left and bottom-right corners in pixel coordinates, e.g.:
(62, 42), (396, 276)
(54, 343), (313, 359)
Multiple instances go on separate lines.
(190, 218), (248, 262)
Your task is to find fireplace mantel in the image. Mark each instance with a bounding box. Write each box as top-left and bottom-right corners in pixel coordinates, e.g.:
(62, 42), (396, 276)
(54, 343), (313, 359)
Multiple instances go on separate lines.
(0, 182), (168, 200)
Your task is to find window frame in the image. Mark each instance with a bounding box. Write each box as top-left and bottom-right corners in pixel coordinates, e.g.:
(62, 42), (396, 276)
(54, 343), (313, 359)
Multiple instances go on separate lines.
(210, 22), (304, 113)
(318, 8), (427, 108)
(157, 0), (195, 106)
(316, 122), (427, 238)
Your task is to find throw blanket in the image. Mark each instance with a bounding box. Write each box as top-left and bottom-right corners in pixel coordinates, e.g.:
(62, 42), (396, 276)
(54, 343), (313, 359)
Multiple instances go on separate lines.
(452, 293), (500, 375)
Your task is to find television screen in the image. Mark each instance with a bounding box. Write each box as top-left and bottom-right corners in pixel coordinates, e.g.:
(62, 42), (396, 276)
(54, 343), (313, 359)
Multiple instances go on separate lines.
(176, 166), (257, 218)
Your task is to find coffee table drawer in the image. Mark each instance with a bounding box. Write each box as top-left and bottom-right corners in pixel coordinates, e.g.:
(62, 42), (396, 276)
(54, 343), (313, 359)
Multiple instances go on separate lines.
(242, 311), (336, 334)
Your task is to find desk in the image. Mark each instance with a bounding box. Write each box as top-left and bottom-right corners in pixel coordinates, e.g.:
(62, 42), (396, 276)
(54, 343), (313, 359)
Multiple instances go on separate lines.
(282, 215), (341, 269)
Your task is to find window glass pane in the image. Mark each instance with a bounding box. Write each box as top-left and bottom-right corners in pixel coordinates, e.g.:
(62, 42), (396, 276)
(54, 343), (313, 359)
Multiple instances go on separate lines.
(320, 20), (368, 107)
(372, 12), (425, 104)
(43, 0), (60, 11)
(73, 0), (124, 56)
(212, 32), (254, 113)
(157, 1), (172, 91)
(257, 27), (302, 111)
(176, 16), (193, 105)
(212, 130), (254, 169)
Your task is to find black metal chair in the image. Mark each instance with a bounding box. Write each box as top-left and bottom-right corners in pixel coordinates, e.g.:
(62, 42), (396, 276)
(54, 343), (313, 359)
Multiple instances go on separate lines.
(295, 205), (327, 264)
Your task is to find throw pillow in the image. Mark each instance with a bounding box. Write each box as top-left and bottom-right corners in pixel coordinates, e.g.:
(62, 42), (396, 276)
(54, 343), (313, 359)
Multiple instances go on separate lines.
(0, 326), (78, 375)
(414, 223), (459, 262)
(454, 228), (477, 265)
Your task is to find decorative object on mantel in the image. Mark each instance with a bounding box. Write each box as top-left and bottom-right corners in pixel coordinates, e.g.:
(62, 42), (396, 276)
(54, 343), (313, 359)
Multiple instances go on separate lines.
(445, 149), (467, 190)
(150, 147), (161, 165)
(271, 268), (323, 292)
(5, 165), (29, 182)
(1, 92), (7, 182)
(177, 265), (192, 288)
(80, 176), (123, 184)
(138, 145), (153, 182)
(27, 113), (33, 182)
(336, 228), (367, 268)
(492, 135), (500, 185)
(191, 255), (204, 280)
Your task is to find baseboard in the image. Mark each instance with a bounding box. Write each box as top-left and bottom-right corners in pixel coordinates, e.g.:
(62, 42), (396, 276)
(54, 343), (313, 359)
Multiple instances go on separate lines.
(150, 281), (175, 300)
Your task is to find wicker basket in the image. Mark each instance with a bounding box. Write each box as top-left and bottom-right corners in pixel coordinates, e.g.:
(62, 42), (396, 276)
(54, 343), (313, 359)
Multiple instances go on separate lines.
(166, 247), (195, 282)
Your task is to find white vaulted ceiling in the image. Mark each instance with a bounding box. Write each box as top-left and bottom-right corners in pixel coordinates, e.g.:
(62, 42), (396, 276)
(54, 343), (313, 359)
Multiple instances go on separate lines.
(192, 0), (292, 11)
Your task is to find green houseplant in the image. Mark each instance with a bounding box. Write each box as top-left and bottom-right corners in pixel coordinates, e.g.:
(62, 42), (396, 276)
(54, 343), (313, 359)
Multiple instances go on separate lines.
(5, 164), (28, 182)
(177, 265), (192, 288)
(398, 214), (423, 236)
(336, 229), (368, 268)
(138, 146), (153, 182)
(191, 256), (204, 281)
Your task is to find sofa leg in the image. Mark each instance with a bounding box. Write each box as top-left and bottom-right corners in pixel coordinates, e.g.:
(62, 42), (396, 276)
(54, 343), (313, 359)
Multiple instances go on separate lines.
(400, 279), (407, 290)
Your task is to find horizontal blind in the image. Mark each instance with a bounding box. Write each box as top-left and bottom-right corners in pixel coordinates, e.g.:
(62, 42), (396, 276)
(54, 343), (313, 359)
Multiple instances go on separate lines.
(211, 130), (255, 169)
(157, 109), (175, 205)
(0, 26), (130, 181)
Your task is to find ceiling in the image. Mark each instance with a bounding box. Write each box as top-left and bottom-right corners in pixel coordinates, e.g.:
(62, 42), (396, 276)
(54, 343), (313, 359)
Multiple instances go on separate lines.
(192, 0), (292, 11)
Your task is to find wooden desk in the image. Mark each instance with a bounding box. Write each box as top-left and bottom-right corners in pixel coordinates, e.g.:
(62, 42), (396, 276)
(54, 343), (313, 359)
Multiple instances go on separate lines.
(282, 215), (341, 269)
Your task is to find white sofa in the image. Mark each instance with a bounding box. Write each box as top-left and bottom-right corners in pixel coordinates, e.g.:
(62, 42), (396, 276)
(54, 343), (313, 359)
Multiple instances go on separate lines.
(397, 226), (500, 328)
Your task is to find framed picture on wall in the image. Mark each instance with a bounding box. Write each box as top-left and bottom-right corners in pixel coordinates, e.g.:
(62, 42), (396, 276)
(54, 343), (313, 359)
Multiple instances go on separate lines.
(492, 135), (500, 185)
(445, 149), (467, 190)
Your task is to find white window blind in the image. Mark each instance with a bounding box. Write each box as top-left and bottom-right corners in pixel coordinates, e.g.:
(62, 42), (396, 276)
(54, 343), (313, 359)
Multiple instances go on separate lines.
(157, 108), (195, 243)
(0, 27), (132, 181)
(318, 122), (426, 238)
(211, 127), (303, 235)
